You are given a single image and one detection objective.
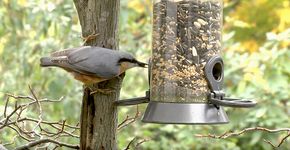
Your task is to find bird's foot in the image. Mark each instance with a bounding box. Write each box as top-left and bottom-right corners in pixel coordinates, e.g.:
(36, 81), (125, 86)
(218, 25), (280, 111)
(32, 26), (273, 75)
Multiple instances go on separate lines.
(90, 88), (115, 95)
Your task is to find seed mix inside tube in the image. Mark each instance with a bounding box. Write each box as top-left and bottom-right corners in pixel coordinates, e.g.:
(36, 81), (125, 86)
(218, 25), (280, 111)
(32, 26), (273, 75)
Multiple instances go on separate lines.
(151, 0), (222, 103)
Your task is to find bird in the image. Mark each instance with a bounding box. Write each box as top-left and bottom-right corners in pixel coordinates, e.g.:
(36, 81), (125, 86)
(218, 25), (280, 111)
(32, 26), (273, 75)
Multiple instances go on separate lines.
(40, 46), (147, 87)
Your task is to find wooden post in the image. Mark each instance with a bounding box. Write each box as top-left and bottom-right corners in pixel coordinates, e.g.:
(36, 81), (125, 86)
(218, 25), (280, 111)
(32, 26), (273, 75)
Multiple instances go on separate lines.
(73, 0), (120, 149)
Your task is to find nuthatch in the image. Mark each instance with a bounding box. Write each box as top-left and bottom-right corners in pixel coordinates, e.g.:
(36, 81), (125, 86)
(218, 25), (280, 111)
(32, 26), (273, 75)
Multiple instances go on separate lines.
(40, 46), (147, 85)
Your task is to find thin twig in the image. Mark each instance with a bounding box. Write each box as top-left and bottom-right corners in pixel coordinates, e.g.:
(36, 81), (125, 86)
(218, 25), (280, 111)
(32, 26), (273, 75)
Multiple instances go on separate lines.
(28, 85), (43, 132)
(123, 137), (150, 150)
(263, 139), (276, 148)
(277, 131), (290, 147)
(14, 138), (79, 150)
(0, 87), (79, 149)
(195, 127), (290, 148)
(118, 105), (141, 131)
(7, 125), (32, 142)
(3, 96), (9, 118)
(6, 94), (63, 103)
(0, 106), (22, 130)
(82, 33), (99, 44)
(124, 137), (136, 150)
(2, 117), (79, 131)
(135, 138), (150, 148)
(52, 145), (59, 150)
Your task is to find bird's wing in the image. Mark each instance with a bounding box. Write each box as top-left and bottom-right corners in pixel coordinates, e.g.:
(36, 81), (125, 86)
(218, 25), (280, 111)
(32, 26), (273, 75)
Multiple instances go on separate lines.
(66, 47), (120, 78)
(50, 47), (85, 57)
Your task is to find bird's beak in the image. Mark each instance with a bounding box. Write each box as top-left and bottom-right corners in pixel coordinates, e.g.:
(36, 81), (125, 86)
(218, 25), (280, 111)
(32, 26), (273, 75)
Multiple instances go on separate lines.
(137, 61), (148, 68)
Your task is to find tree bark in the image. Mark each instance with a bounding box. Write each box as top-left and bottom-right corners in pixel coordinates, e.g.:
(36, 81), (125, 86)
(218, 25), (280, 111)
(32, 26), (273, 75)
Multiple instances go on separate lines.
(73, 0), (120, 149)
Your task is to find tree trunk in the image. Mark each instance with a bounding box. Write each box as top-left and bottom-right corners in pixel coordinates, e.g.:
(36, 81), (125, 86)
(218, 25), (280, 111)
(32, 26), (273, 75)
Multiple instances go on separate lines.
(73, 0), (120, 149)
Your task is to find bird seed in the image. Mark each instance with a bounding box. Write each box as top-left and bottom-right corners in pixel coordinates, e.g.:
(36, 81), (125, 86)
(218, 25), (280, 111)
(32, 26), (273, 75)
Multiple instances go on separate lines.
(151, 0), (222, 103)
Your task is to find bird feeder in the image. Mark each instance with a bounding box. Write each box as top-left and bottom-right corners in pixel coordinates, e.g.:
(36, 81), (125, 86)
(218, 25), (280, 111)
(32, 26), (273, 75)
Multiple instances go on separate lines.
(141, 0), (256, 124)
(116, 0), (256, 124)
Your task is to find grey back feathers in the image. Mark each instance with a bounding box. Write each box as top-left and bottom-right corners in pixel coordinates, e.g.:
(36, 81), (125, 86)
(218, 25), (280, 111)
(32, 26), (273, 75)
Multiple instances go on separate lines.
(50, 47), (80, 57)
(40, 46), (135, 79)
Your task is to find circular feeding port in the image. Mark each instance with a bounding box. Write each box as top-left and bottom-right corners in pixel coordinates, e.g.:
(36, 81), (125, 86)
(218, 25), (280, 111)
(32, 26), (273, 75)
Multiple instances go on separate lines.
(213, 62), (223, 81)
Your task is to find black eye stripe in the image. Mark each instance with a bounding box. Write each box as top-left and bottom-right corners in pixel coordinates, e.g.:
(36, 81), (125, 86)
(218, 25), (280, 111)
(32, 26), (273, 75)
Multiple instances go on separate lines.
(131, 59), (138, 63)
(118, 58), (136, 63)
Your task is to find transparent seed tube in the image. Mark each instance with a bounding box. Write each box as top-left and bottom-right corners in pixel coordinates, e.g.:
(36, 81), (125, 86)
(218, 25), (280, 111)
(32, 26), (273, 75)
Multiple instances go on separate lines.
(151, 0), (223, 103)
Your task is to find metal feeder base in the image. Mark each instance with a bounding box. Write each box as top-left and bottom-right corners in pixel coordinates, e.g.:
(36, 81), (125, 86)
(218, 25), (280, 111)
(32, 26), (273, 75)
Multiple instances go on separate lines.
(142, 101), (229, 124)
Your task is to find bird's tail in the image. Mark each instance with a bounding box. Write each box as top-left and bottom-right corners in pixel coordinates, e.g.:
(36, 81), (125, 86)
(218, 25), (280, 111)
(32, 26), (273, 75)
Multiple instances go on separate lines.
(40, 57), (56, 67)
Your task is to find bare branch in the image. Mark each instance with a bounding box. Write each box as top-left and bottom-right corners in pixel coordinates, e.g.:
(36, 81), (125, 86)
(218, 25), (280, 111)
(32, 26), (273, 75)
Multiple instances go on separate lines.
(118, 105), (141, 131)
(6, 94), (34, 101)
(135, 138), (150, 148)
(124, 137), (136, 150)
(277, 131), (290, 147)
(0, 105), (22, 130)
(81, 33), (99, 44)
(3, 96), (9, 118)
(263, 139), (277, 148)
(7, 125), (32, 142)
(5, 93), (64, 104)
(28, 85), (43, 132)
(123, 137), (150, 150)
(14, 138), (79, 150)
(2, 117), (79, 132)
(52, 145), (59, 150)
(195, 127), (290, 147)
(0, 87), (79, 149)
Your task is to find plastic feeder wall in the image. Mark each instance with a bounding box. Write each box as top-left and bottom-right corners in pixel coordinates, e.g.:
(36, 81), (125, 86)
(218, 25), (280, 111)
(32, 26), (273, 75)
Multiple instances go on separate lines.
(143, 0), (236, 124)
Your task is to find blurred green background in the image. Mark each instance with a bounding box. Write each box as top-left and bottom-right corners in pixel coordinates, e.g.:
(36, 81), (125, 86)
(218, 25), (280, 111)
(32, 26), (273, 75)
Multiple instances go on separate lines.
(0, 0), (289, 149)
